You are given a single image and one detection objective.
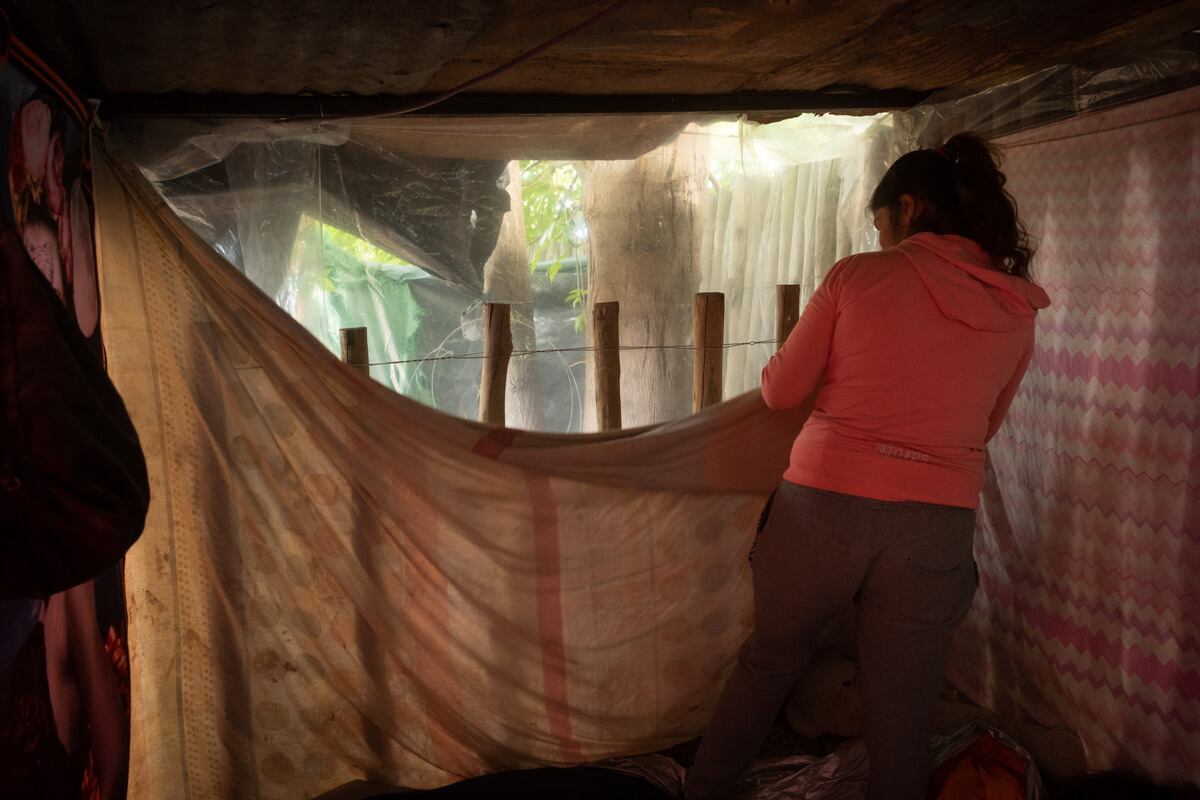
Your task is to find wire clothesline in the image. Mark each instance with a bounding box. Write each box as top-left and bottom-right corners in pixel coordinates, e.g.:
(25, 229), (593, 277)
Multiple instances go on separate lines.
(364, 338), (778, 367)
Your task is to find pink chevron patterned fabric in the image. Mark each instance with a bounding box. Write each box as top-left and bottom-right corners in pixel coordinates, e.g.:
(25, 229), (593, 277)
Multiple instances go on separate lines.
(947, 85), (1200, 783)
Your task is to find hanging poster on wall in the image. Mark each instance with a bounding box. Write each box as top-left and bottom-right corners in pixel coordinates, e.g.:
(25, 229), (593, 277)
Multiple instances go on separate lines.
(0, 18), (130, 800)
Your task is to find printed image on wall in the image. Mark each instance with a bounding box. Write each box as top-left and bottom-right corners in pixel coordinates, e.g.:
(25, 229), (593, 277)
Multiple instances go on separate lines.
(0, 29), (131, 800)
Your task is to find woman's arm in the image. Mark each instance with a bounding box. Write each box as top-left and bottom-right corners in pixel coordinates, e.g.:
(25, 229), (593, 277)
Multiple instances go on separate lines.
(65, 582), (128, 800)
(761, 261), (846, 410)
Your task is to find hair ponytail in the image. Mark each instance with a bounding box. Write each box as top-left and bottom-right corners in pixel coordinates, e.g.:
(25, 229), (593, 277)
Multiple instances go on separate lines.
(870, 132), (1036, 279)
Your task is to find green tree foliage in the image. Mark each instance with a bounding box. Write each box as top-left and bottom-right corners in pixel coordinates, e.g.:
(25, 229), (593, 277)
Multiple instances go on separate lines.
(520, 160), (589, 330)
(520, 160), (585, 280)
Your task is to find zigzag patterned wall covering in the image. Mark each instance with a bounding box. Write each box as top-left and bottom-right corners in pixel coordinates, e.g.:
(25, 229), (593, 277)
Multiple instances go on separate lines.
(948, 85), (1200, 784)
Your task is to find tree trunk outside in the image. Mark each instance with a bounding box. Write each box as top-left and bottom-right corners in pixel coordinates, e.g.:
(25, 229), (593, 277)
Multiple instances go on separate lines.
(482, 162), (544, 430)
(582, 134), (707, 429)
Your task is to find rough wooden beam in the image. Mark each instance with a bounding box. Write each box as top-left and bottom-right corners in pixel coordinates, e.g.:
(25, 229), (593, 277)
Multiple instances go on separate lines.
(98, 89), (933, 119)
(479, 303), (513, 427)
(693, 292), (725, 413)
(339, 327), (369, 378)
(775, 284), (800, 351)
(592, 301), (622, 431)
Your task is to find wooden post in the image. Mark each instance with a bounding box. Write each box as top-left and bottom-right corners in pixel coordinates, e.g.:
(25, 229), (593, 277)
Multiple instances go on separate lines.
(339, 327), (369, 378)
(775, 284), (801, 351)
(592, 301), (622, 431)
(479, 303), (513, 427)
(692, 292), (724, 413)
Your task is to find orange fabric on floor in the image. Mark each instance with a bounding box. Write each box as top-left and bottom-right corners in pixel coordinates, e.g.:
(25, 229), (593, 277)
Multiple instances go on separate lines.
(927, 733), (1029, 800)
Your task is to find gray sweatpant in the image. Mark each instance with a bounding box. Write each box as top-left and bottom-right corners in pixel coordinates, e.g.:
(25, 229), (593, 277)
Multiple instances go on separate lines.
(684, 481), (978, 800)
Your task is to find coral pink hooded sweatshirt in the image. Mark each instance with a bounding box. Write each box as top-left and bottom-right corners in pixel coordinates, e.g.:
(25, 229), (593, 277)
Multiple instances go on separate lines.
(762, 232), (1050, 509)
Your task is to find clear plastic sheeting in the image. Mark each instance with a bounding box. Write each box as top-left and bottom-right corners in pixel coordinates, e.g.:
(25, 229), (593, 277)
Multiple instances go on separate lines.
(105, 112), (875, 431)
(132, 132), (511, 293)
(885, 49), (1200, 152)
(103, 50), (1200, 432)
(695, 115), (883, 396)
(106, 115), (712, 432)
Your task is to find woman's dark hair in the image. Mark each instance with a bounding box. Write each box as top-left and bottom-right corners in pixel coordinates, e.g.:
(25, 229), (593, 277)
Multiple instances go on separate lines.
(870, 132), (1035, 280)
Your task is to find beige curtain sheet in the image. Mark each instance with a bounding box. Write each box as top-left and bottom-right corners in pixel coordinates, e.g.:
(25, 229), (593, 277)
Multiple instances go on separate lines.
(94, 147), (808, 800)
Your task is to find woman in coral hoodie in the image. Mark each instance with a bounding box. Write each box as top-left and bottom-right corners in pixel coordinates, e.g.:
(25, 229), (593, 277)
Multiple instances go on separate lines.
(685, 133), (1050, 800)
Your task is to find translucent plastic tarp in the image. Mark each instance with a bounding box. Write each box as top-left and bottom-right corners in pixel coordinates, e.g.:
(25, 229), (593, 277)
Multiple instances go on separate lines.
(104, 112), (876, 433)
(103, 49), (1200, 435)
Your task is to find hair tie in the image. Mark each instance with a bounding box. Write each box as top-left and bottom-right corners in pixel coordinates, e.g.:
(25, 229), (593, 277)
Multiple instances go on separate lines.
(935, 144), (960, 165)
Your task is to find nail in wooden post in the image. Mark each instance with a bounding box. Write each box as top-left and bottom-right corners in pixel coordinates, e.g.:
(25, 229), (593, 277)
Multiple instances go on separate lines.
(339, 327), (370, 378)
(592, 301), (622, 431)
(775, 284), (801, 351)
(693, 292), (725, 413)
(479, 303), (513, 427)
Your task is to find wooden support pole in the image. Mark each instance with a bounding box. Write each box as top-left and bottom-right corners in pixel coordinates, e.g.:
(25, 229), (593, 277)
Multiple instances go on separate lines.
(592, 301), (622, 431)
(339, 327), (369, 378)
(775, 284), (801, 351)
(479, 303), (513, 427)
(692, 292), (725, 413)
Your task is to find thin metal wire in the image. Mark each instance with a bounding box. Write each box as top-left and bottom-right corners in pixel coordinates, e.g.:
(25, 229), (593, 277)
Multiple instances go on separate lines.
(364, 338), (777, 367)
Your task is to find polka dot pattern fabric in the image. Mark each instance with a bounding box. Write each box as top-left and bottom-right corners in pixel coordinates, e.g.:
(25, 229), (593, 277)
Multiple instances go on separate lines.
(93, 149), (809, 800)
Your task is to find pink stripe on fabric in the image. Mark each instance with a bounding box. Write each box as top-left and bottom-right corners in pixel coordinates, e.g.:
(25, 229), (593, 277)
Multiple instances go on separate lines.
(471, 428), (523, 459)
(997, 447), (1197, 494)
(527, 473), (583, 763)
(976, 569), (1200, 698)
(975, 544), (1200, 633)
(965, 608), (1198, 745)
(1033, 291), (1200, 318)
(1036, 317), (1199, 350)
(1015, 386), (1198, 428)
(1035, 284), (1200, 299)
(1032, 347), (1200, 396)
(1000, 533), (1200, 600)
(955, 620), (1197, 768)
(1001, 414), (1199, 467)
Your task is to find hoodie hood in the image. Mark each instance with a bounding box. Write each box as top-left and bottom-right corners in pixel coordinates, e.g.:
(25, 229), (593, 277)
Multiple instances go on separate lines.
(895, 233), (1050, 332)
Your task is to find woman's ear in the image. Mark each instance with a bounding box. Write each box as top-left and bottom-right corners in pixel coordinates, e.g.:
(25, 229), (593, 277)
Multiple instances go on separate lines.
(897, 194), (924, 237)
